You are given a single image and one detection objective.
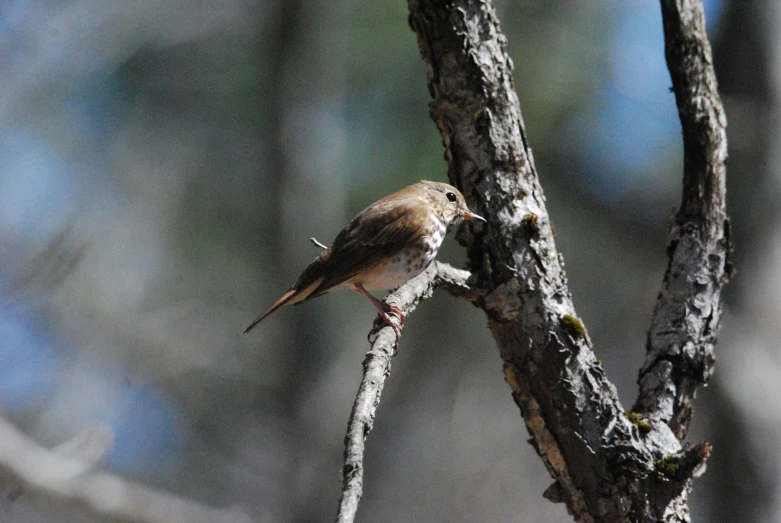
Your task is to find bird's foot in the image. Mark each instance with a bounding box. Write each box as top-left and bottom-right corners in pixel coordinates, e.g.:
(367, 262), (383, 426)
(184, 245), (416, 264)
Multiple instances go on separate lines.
(386, 304), (405, 326)
(373, 306), (404, 337)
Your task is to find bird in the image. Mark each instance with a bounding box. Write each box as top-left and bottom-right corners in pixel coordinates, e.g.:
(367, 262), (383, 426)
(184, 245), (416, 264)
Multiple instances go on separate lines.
(243, 180), (485, 335)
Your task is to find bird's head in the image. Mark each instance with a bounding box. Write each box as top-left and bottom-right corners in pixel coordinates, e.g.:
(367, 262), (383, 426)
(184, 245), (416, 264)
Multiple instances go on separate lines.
(419, 180), (486, 231)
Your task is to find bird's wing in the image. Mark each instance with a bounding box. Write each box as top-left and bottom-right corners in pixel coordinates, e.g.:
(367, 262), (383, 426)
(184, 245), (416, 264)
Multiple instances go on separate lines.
(294, 195), (425, 299)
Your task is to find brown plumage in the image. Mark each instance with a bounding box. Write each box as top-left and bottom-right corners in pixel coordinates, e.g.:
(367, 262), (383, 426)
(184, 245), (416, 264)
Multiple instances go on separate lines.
(244, 180), (485, 334)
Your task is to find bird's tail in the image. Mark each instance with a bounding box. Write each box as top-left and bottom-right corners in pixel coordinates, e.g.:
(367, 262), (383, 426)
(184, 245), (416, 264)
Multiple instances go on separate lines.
(243, 289), (297, 333)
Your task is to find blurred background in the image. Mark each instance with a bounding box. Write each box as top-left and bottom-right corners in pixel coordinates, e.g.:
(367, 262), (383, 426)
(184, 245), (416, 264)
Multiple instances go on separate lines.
(0, 0), (773, 521)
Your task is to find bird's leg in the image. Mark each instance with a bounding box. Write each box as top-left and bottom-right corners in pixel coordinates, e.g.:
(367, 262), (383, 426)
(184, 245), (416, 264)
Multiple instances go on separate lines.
(353, 283), (404, 336)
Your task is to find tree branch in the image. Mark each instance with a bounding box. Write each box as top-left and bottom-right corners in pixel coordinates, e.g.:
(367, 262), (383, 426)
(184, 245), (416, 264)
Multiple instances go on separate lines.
(633, 0), (731, 439)
(335, 261), (474, 523)
(408, 0), (724, 521)
(0, 417), (256, 523)
(310, 237), (329, 250)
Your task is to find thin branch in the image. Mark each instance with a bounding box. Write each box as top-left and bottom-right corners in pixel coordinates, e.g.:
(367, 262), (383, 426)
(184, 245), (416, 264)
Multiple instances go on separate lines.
(335, 261), (473, 523)
(309, 237), (328, 250)
(634, 0), (731, 439)
(409, 0), (723, 521)
(0, 417), (257, 523)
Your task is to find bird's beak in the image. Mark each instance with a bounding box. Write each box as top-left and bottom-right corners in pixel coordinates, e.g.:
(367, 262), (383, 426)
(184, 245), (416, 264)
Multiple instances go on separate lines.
(463, 211), (487, 223)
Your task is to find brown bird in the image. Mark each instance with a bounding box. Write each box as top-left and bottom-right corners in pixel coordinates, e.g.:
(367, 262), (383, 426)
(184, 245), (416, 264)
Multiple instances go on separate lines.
(244, 180), (485, 335)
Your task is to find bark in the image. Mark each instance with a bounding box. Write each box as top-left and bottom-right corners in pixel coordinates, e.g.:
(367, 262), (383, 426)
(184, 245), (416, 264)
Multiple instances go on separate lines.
(633, 0), (730, 440)
(335, 261), (475, 523)
(406, 1), (727, 522)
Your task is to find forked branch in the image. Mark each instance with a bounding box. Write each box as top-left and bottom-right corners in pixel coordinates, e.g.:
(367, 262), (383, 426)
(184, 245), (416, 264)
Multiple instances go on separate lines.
(408, 0), (726, 521)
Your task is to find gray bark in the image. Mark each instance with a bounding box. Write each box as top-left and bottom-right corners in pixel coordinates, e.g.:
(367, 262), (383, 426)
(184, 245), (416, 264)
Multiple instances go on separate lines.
(406, 0), (728, 522)
(633, 0), (730, 440)
(335, 262), (475, 523)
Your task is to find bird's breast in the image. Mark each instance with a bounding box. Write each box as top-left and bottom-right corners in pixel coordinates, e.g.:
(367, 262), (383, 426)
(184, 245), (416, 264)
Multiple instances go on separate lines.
(357, 219), (447, 291)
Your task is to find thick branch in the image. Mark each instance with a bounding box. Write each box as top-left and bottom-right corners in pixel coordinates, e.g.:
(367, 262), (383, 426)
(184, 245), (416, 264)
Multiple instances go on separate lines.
(335, 261), (473, 523)
(0, 417), (255, 523)
(633, 0), (730, 439)
(409, 1), (721, 521)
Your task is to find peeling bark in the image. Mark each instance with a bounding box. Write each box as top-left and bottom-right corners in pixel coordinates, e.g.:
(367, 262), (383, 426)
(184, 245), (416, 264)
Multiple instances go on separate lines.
(633, 0), (731, 440)
(407, 0), (726, 521)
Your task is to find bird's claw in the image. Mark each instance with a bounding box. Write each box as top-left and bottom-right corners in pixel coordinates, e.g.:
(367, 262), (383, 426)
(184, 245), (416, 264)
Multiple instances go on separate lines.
(373, 307), (404, 338)
(386, 305), (405, 325)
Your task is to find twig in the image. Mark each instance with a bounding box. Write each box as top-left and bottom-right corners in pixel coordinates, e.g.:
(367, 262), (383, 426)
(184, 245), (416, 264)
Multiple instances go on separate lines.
(335, 261), (473, 523)
(0, 417), (257, 523)
(633, 0), (731, 439)
(310, 237), (328, 250)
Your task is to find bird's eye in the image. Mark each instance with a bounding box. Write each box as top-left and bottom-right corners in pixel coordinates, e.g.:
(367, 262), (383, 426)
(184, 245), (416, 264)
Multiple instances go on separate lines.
(446, 192), (457, 202)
